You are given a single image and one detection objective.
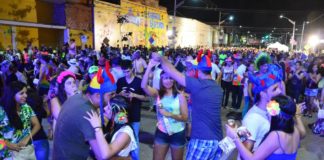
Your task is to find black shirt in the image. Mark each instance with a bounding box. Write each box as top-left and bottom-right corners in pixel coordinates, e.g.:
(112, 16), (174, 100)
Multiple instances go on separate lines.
(117, 76), (145, 122)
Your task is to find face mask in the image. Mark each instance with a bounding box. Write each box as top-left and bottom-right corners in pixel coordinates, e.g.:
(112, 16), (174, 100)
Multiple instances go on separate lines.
(111, 103), (128, 124)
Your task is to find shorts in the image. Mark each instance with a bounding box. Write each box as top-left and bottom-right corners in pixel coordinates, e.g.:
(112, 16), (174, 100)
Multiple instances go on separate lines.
(186, 139), (220, 160)
(154, 128), (186, 148)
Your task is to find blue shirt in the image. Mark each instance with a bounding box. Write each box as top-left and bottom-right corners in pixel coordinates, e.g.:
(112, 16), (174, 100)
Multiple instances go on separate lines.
(185, 76), (223, 140)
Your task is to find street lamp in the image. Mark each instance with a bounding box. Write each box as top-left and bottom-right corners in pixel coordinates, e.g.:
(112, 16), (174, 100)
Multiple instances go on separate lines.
(300, 21), (309, 50)
(280, 14), (296, 50)
(218, 12), (234, 28)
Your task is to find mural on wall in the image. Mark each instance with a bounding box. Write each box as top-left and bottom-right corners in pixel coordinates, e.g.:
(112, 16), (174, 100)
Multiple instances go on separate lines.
(94, 0), (168, 50)
(94, 2), (121, 50)
(121, 0), (168, 47)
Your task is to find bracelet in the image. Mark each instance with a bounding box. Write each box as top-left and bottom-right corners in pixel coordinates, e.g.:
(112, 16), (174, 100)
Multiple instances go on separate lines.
(94, 126), (102, 132)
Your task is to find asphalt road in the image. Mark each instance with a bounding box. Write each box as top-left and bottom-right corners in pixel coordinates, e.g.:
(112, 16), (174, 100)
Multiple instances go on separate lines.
(45, 105), (324, 160)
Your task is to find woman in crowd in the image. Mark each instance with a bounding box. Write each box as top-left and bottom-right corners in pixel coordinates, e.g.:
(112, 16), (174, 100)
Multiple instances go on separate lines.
(0, 81), (41, 159)
(49, 70), (78, 131)
(84, 95), (137, 159)
(38, 55), (54, 97)
(287, 61), (305, 103)
(218, 57), (234, 108)
(141, 59), (188, 160)
(226, 95), (306, 160)
(304, 64), (321, 117)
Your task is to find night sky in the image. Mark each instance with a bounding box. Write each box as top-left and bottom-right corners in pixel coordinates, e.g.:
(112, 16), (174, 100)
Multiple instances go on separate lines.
(159, 0), (324, 37)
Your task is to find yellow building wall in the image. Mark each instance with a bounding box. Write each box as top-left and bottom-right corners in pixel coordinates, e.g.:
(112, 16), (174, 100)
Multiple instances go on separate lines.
(94, 1), (121, 50)
(15, 26), (39, 50)
(121, 0), (168, 48)
(70, 29), (94, 48)
(0, 25), (12, 50)
(0, 0), (39, 50)
(0, 0), (37, 22)
(94, 0), (168, 50)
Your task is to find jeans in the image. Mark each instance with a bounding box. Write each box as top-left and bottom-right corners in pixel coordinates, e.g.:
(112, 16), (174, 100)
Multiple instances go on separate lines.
(242, 96), (250, 118)
(231, 85), (243, 109)
(131, 122), (140, 160)
(33, 139), (49, 160)
(221, 80), (232, 107)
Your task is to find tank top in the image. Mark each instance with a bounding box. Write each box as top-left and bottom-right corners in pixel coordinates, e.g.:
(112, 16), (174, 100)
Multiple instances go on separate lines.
(157, 94), (185, 135)
(222, 66), (234, 82)
(266, 132), (298, 160)
(266, 152), (297, 160)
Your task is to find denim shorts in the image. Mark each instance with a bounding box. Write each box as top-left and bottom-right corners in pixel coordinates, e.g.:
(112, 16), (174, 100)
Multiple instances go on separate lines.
(154, 128), (186, 148)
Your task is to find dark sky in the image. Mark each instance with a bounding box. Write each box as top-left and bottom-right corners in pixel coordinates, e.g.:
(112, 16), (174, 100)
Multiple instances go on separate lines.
(159, 0), (324, 36)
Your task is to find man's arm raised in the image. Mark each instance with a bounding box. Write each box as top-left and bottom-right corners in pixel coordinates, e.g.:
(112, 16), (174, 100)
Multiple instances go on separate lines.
(153, 53), (186, 87)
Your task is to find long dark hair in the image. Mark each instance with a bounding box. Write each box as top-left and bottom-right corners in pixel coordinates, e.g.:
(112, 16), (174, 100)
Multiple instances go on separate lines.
(57, 75), (75, 103)
(158, 71), (178, 98)
(307, 63), (318, 74)
(269, 95), (296, 134)
(104, 95), (134, 142)
(0, 81), (27, 130)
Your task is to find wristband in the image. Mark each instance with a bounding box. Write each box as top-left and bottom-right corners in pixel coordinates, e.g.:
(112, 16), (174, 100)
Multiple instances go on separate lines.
(94, 127), (102, 132)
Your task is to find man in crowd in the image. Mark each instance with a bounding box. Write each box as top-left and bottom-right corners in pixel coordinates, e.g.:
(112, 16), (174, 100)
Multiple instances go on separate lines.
(242, 54), (284, 154)
(117, 60), (148, 160)
(152, 50), (223, 159)
(231, 53), (246, 110)
(132, 50), (147, 78)
(53, 68), (116, 159)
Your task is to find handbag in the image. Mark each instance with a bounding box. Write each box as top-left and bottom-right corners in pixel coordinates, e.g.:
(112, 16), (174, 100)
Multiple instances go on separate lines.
(11, 129), (36, 160)
(11, 145), (36, 160)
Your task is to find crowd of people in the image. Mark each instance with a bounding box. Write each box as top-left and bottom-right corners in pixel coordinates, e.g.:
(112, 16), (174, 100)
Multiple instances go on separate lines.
(0, 39), (323, 160)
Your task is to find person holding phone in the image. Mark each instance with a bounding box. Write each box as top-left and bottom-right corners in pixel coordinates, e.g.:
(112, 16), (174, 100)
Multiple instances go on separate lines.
(117, 60), (148, 160)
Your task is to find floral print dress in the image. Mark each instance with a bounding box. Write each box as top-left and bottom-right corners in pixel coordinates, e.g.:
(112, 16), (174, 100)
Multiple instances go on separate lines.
(0, 104), (36, 159)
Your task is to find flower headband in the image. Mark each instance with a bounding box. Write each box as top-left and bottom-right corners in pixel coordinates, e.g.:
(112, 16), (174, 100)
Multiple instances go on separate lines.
(0, 139), (6, 150)
(266, 100), (292, 119)
(57, 70), (76, 84)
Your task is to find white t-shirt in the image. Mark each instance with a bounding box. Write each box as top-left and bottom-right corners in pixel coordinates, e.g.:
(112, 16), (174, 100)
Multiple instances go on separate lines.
(133, 58), (147, 74)
(111, 125), (137, 157)
(242, 105), (270, 152)
(235, 64), (247, 77)
(211, 63), (221, 80)
(111, 67), (124, 81)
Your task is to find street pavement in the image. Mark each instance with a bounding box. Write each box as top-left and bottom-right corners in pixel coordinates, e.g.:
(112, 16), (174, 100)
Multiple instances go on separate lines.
(45, 105), (324, 160)
(138, 106), (324, 160)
